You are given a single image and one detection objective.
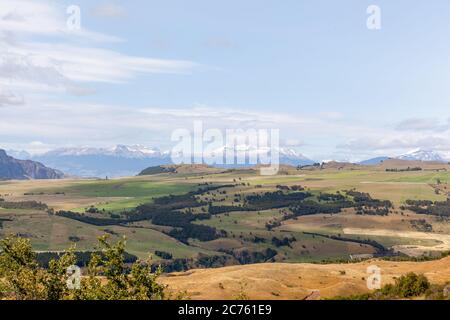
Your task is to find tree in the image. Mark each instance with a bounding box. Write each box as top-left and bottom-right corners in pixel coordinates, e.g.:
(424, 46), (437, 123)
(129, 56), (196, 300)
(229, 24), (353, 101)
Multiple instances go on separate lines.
(0, 235), (168, 300)
(0, 236), (76, 300)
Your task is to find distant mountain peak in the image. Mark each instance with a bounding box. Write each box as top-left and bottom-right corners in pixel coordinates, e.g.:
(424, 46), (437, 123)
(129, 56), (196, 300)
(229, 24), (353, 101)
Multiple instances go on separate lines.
(109, 144), (161, 157)
(33, 145), (171, 178)
(359, 156), (390, 166)
(397, 149), (446, 162)
(28, 144), (315, 177)
(278, 147), (310, 160)
(44, 145), (162, 159)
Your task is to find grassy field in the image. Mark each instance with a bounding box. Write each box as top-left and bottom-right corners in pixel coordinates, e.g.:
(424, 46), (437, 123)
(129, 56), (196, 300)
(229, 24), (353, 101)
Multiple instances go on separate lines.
(1, 161), (450, 263)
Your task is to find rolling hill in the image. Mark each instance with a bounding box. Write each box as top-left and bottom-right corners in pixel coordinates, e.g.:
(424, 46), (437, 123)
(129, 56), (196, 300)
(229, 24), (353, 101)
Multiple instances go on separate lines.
(162, 257), (450, 300)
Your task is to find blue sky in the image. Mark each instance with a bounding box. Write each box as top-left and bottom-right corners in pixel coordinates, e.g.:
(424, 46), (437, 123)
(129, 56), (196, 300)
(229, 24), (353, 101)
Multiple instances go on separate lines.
(1, 0), (450, 161)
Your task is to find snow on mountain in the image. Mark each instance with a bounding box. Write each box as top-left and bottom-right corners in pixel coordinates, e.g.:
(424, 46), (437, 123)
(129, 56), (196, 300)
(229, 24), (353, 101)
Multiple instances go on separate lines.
(397, 149), (448, 162)
(32, 145), (170, 178)
(13, 144), (450, 177)
(43, 145), (162, 159)
(278, 147), (312, 161)
(204, 145), (313, 164)
(106, 145), (161, 158)
(17, 144), (315, 177)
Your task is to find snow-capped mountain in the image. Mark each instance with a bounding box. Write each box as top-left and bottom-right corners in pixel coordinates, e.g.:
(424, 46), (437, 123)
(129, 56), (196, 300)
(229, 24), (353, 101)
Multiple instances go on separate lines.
(32, 145), (171, 178)
(198, 145), (314, 167)
(6, 144), (315, 178)
(12, 144), (450, 177)
(397, 149), (448, 162)
(359, 149), (450, 164)
(278, 147), (311, 160)
(44, 145), (162, 159)
(278, 148), (315, 166)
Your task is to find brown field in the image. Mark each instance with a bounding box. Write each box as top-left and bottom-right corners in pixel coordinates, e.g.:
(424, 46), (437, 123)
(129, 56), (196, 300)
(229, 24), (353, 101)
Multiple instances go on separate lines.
(162, 257), (450, 300)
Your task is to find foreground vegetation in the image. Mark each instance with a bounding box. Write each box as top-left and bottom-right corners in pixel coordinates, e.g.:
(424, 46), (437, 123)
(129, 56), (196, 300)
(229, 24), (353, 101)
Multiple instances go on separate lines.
(0, 235), (171, 300)
(333, 272), (450, 300)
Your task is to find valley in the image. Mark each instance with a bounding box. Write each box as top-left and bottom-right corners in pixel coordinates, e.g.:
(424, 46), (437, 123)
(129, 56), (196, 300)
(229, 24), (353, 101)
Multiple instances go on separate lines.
(1, 159), (450, 299)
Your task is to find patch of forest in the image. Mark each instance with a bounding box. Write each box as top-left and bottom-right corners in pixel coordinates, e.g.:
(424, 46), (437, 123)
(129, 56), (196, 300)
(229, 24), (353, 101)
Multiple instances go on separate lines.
(345, 190), (393, 216)
(0, 199), (48, 210)
(402, 199), (450, 217)
(245, 191), (312, 210)
(150, 247), (278, 273)
(36, 250), (138, 268)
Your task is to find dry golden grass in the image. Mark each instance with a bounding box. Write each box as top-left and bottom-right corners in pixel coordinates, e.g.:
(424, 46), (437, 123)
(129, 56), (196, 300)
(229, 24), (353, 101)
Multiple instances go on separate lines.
(162, 257), (450, 300)
(0, 178), (120, 210)
(376, 159), (450, 171)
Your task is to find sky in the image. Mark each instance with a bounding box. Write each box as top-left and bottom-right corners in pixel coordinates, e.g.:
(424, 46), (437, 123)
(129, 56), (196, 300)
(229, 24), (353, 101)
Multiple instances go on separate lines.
(1, 0), (450, 161)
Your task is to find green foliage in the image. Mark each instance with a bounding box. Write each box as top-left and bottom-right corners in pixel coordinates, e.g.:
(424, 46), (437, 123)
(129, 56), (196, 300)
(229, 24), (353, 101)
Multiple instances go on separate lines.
(0, 235), (168, 300)
(381, 273), (430, 298)
(332, 272), (430, 300)
(234, 281), (249, 300)
(405, 198), (450, 217)
(0, 236), (76, 300)
(138, 166), (176, 176)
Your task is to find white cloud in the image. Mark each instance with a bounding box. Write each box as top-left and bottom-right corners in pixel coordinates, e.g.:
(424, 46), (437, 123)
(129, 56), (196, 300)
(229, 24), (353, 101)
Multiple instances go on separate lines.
(395, 117), (450, 132)
(2, 99), (450, 160)
(0, 0), (197, 106)
(1, 1), (448, 162)
(0, 90), (25, 106)
(0, 0), (121, 42)
(0, 101), (372, 157)
(92, 3), (127, 18)
(338, 134), (450, 155)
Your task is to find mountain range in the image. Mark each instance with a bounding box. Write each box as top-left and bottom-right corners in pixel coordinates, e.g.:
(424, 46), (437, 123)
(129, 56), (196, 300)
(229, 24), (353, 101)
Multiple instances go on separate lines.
(4, 146), (450, 179)
(31, 145), (172, 178)
(397, 149), (450, 162)
(0, 149), (64, 180)
(9, 145), (314, 178)
(359, 149), (450, 165)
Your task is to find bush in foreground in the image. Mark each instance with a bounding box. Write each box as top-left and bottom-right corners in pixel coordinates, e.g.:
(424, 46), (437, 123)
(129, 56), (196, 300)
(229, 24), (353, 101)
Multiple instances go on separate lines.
(333, 272), (432, 300)
(0, 235), (168, 300)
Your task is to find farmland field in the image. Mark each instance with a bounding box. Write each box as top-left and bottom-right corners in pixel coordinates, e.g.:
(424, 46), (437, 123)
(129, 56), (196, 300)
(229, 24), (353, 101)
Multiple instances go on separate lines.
(1, 160), (450, 266)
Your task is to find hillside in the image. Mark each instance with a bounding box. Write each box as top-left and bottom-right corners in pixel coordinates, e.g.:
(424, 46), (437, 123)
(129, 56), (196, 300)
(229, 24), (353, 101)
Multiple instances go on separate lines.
(0, 149), (64, 180)
(162, 257), (450, 300)
(375, 158), (449, 171)
(138, 164), (225, 176)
